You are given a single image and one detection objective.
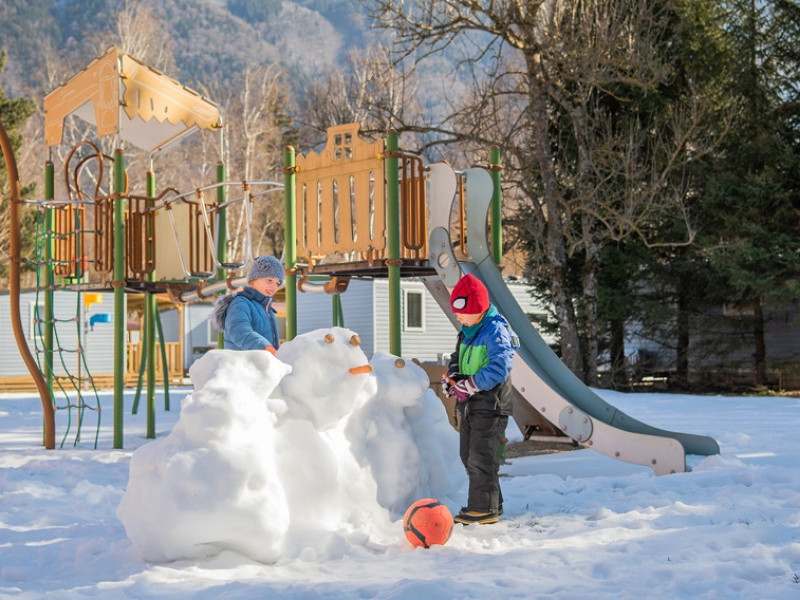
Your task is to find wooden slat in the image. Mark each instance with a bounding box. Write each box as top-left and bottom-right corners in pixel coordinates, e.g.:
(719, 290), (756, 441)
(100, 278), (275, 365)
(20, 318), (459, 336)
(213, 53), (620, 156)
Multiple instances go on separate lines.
(0, 341), (185, 392)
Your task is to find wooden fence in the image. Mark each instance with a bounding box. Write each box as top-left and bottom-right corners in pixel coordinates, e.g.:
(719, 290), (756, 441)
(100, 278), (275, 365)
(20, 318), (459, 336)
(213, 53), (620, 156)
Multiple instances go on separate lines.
(0, 342), (185, 393)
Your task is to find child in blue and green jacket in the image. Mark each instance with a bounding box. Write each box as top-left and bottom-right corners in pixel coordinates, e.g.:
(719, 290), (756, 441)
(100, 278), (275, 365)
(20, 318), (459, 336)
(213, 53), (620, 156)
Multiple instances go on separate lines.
(444, 273), (517, 525)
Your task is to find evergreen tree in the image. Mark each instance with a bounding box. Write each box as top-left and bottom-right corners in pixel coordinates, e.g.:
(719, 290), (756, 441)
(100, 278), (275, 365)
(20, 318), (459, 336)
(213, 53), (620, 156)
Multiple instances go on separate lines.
(634, 0), (737, 389)
(581, 0), (731, 388)
(700, 0), (800, 386)
(590, 0), (800, 391)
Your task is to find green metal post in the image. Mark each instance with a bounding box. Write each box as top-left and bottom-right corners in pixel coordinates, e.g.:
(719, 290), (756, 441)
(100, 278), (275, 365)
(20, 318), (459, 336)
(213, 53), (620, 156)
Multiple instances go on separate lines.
(216, 162), (227, 349)
(156, 308), (169, 411)
(489, 147), (503, 266)
(43, 161), (55, 447)
(489, 147), (506, 461)
(332, 293), (344, 327)
(43, 161), (55, 392)
(283, 146), (297, 341)
(132, 333), (146, 414)
(112, 149), (126, 449)
(145, 170), (156, 438)
(216, 162), (227, 275)
(385, 132), (401, 356)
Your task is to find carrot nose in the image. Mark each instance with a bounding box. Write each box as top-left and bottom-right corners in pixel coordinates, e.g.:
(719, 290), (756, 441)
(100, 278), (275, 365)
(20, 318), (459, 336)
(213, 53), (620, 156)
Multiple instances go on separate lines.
(349, 364), (373, 375)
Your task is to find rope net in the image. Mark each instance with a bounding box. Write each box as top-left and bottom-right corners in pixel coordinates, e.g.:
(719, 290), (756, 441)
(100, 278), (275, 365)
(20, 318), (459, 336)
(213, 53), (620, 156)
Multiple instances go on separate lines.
(31, 202), (102, 448)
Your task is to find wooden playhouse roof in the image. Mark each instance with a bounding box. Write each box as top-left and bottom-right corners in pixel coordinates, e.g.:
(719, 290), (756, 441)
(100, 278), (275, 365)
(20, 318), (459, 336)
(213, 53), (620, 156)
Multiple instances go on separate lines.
(44, 46), (222, 152)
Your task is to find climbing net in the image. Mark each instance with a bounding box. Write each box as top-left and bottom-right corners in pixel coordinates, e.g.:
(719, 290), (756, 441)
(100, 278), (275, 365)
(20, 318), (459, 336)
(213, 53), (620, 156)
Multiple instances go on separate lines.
(19, 140), (285, 448)
(30, 200), (102, 448)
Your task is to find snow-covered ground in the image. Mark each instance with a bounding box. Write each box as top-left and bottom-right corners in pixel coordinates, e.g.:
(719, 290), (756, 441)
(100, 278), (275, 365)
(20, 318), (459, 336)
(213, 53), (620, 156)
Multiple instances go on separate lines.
(2, 327), (800, 599)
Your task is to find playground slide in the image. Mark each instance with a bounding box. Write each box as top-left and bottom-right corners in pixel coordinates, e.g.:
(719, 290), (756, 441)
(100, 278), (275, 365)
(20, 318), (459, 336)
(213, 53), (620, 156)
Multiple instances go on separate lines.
(425, 165), (720, 475)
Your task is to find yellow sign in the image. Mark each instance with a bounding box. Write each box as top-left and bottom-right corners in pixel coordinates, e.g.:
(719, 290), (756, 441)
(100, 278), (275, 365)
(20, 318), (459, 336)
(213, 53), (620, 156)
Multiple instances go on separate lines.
(83, 293), (104, 308)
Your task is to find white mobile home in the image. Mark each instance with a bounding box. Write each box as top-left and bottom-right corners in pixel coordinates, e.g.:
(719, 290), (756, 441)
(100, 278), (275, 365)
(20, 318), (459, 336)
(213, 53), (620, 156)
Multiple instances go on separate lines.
(0, 290), (117, 388)
(295, 277), (550, 364)
(0, 279), (547, 391)
(0, 290), (192, 391)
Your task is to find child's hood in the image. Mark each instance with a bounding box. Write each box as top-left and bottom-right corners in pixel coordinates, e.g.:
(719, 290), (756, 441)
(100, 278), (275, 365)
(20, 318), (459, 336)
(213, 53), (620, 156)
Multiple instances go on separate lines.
(211, 294), (236, 330)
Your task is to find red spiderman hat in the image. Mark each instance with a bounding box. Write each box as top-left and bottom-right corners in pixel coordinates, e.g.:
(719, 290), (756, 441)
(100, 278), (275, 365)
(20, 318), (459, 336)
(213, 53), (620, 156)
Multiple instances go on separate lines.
(450, 274), (490, 315)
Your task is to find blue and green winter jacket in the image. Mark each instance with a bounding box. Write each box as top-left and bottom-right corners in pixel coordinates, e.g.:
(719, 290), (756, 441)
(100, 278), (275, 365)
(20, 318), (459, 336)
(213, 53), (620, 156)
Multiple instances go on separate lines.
(214, 287), (280, 351)
(447, 305), (517, 415)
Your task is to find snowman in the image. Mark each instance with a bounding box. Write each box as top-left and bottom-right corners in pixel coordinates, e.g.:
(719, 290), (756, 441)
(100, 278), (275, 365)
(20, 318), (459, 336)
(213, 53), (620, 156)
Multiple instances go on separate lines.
(117, 327), (463, 563)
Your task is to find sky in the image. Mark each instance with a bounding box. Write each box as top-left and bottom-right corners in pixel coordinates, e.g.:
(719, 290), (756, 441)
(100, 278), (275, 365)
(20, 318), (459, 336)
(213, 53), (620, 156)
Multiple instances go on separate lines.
(1, 326), (800, 599)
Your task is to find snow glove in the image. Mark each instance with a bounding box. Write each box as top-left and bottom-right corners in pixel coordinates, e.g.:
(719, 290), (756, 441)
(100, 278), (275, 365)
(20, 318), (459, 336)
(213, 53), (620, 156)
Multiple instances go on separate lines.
(448, 375), (479, 403)
(441, 372), (457, 394)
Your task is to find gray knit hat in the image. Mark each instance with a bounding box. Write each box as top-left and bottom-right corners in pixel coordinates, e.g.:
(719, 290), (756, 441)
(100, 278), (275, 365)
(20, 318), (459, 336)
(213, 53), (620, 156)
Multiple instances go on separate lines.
(247, 255), (284, 285)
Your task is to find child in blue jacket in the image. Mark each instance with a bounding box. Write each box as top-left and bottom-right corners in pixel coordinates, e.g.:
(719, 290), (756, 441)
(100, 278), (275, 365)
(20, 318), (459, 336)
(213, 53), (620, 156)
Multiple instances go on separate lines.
(212, 255), (284, 351)
(445, 274), (516, 525)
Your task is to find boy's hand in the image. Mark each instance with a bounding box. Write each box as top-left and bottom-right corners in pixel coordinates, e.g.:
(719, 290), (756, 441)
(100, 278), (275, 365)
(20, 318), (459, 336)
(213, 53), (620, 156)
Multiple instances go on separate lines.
(441, 371), (462, 392)
(448, 376), (478, 403)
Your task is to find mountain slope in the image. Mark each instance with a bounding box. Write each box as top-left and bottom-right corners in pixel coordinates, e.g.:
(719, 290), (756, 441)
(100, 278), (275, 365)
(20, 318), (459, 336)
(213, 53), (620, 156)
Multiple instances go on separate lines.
(0, 0), (370, 97)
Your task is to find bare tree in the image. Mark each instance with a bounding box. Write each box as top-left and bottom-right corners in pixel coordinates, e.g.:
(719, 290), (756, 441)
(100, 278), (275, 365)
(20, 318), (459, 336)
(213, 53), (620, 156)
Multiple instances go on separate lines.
(373, 0), (721, 382)
(94, 0), (176, 73)
(294, 44), (424, 147)
(209, 64), (290, 260)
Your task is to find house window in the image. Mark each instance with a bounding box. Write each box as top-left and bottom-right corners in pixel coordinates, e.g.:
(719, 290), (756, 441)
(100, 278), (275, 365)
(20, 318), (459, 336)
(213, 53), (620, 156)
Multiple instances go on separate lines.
(207, 318), (219, 345)
(404, 290), (425, 331)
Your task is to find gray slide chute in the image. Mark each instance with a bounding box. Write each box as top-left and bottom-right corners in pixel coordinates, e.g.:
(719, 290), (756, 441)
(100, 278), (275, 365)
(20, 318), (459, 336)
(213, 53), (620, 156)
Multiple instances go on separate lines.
(425, 164), (720, 475)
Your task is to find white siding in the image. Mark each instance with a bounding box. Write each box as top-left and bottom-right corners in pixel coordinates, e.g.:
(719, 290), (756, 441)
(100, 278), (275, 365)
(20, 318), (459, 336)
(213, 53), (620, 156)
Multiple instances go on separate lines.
(184, 302), (216, 370)
(159, 308), (181, 343)
(296, 279), (377, 355)
(399, 280), (457, 363)
(298, 278), (550, 362)
(81, 293), (116, 374)
(0, 293), (27, 376)
(505, 280), (556, 345)
(0, 290), (116, 377)
(373, 280), (389, 356)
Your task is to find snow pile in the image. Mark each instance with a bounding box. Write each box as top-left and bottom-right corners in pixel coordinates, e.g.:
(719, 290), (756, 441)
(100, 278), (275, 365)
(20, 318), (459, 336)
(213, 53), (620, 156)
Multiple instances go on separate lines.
(116, 327), (463, 563)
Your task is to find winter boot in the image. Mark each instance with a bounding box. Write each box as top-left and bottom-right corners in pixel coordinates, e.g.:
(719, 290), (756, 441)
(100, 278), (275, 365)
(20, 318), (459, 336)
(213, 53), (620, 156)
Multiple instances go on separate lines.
(453, 510), (499, 525)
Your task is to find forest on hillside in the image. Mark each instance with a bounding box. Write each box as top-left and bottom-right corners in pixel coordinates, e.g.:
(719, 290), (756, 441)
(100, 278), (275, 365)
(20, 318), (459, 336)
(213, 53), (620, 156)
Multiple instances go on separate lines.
(0, 0), (372, 94)
(0, 0), (799, 393)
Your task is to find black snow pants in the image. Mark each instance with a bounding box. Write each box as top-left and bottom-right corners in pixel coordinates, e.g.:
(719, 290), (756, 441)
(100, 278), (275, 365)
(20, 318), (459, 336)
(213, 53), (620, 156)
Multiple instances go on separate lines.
(459, 407), (508, 513)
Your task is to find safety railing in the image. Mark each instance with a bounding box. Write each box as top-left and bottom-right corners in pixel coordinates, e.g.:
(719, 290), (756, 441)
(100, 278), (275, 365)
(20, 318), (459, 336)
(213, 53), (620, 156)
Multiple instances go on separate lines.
(294, 124), (430, 265)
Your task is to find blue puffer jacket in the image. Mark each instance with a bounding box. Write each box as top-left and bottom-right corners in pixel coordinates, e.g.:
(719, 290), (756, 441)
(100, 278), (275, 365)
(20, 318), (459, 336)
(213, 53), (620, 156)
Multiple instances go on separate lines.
(221, 287), (280, 351)
(447, 305), (517, 415)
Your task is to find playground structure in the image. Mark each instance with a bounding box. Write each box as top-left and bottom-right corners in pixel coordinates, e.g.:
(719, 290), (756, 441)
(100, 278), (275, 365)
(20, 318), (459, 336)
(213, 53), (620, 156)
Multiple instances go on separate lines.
(2, 47), (719, 473)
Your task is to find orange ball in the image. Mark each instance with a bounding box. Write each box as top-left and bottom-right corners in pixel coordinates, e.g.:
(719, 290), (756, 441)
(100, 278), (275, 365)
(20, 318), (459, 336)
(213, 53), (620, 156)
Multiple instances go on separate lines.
(403, 499), (453, 548)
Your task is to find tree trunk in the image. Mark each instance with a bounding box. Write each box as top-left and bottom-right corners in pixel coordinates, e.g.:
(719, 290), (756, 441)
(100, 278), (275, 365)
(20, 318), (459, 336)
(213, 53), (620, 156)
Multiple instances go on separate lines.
(581, 215), (601, 385)
(675, 281), (690, 389)
(609, 317), (627, 390)
(526, 53), (584, 377)
(574, 94), (598, 385)
(753, 294), (766, 386)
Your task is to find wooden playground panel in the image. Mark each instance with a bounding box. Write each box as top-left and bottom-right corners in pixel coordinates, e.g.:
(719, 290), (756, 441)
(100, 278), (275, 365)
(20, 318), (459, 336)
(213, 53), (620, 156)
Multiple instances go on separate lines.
(35, 48), (480, 296)
(46, 122), (443, 294)
(4, 47), (475, 403)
